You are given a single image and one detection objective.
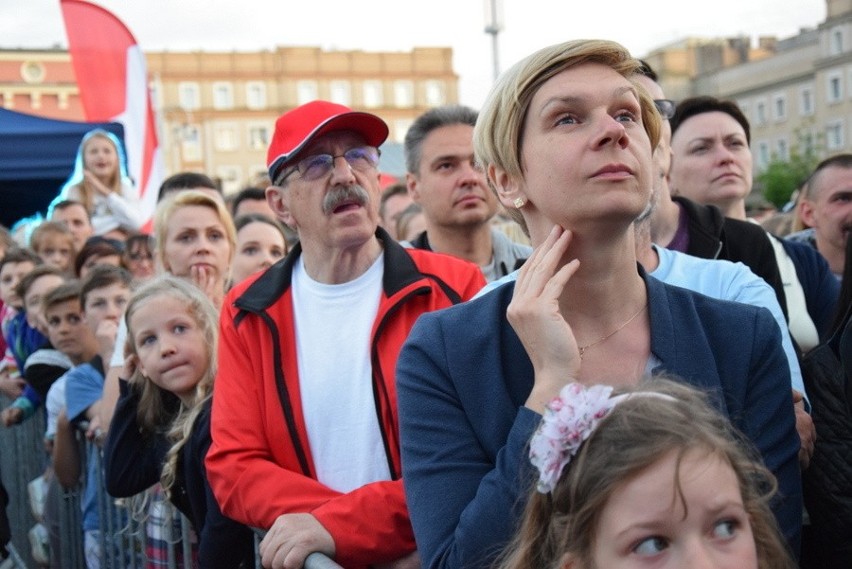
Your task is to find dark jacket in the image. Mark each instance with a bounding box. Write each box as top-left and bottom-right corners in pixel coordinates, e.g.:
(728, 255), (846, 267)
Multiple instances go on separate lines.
(673, 196), (788, 317)
(398, 271), (802, 569)
(104, 382), (255, 568)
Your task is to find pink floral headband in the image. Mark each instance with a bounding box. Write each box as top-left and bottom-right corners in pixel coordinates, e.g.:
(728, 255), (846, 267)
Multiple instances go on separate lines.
(529, 382), (674, 493)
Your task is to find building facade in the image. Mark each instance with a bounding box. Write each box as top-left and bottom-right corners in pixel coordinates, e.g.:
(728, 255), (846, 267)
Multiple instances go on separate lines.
(645, 0), (852, 175)
(0, 45), (457, 194)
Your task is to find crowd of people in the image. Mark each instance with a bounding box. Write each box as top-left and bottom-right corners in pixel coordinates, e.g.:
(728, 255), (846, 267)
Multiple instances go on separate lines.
(1, 37), (850, 569)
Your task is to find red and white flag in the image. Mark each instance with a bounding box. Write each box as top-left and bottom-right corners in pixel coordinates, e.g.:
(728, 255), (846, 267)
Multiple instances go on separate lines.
(60, 0), (163, 229)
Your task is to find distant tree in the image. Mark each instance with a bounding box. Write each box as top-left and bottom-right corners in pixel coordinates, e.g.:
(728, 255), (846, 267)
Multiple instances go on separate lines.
(757, 128), (822, 208)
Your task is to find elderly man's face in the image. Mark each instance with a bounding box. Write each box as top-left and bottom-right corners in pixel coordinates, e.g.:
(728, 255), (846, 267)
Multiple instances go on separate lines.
(268, 131), (382, 253)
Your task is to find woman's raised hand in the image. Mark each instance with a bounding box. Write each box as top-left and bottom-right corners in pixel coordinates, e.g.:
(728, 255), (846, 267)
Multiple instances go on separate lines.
(507, 225), (581, 414)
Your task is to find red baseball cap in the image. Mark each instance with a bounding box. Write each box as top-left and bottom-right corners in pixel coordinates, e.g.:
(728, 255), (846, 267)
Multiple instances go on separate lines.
(267, 100), (389, 182)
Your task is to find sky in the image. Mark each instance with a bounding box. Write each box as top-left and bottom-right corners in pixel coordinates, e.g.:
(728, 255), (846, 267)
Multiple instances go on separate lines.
(0, 0), (828, 107)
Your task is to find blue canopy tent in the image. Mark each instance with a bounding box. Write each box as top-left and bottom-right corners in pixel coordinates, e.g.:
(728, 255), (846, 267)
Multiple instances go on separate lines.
(0, 108), (124, 229)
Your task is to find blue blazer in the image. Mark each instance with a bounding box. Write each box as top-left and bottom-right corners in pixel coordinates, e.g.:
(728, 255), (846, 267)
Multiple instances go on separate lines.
(397, 271), (802, 569)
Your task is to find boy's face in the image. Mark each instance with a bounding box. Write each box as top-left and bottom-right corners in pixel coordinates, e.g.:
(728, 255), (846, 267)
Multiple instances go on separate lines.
(23, 274), (65, 333)
(37, 236), (74, 272)
(0, 261), (36, 308)
(45, 298), (97, 364)
(83, 282), (131, 334)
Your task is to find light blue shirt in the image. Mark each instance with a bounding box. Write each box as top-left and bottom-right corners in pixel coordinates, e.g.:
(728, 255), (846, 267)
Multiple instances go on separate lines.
(476, 245), (807, 399)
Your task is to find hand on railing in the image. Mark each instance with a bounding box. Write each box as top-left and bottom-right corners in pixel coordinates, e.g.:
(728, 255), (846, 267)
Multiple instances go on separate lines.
(253, 526), (343, 569)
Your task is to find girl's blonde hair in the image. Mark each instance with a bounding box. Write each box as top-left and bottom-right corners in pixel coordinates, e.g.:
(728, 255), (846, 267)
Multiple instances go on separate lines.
(123, 274), (220, 495)
(496, 378), (795, 569)
(473, 39), (661, 233)
(153, 190), (237, 275)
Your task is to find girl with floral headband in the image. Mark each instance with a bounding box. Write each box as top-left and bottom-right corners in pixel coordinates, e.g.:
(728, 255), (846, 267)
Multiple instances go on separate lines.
(497, 379), (795, 569)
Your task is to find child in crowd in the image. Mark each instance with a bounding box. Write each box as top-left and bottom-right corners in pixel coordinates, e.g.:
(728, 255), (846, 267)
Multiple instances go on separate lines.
(55, 129), (142, 237)
(496, 379), (796, 569)
(73, 237), (123, 279)
(38, 281), (100, 568)
(1, 266), (68, 426)
(30, 222), (75, 274)
(122, 233), (155, 283)
(104, 275), (254, 567)
(0, 248), (44, 397)
(230, 213), (287, 287)
(56, 266), (132, 569)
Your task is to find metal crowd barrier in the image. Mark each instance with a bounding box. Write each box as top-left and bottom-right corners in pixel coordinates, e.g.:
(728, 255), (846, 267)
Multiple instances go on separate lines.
(0, 395), (48, 568)
(1, 400), (343, 569)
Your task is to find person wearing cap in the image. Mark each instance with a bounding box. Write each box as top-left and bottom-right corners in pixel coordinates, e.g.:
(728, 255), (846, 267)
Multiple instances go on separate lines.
(206, 100), (485, 569)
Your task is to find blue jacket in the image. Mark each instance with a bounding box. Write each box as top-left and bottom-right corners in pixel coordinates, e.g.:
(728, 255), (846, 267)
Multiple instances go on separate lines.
(397, 272), (802, 569)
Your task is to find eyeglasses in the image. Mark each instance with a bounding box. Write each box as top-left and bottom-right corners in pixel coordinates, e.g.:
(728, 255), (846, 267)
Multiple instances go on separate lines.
(275, 146), (380, 185)
(653, 99), (676, 120)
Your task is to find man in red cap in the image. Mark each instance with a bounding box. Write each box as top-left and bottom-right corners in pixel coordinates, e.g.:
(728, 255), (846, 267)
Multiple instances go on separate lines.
(207, 100), (485, 569)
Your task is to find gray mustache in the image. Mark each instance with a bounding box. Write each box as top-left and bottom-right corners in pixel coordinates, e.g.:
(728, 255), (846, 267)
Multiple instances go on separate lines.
(322, 185), (370, 215)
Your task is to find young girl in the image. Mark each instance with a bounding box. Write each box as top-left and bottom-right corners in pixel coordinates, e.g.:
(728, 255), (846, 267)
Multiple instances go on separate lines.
(497, 379), (796, 569)
(103, 275), (254, 567)
(230, 213), (287, 287)
(55, 129), (143, 237)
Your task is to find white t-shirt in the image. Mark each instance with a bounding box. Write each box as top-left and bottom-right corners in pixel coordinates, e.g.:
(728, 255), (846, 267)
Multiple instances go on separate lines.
(291, 254), (390, 492)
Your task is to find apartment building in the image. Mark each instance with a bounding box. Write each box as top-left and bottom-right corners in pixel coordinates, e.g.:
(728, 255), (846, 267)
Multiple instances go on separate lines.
(644, 0), (852, 173)
(0, 45), (457, 194)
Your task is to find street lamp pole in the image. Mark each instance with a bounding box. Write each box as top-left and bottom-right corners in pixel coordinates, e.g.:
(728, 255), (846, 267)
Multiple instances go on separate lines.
(484, 0), (504, 82)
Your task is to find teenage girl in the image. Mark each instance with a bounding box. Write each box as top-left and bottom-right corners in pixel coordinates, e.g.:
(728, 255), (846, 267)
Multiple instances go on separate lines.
(55, 129), (143, 237)
(497, 378), (796, 569)
(103, 275), (254, 567)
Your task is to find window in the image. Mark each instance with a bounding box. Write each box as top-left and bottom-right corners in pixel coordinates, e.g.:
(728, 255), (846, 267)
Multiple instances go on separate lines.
(214, 123), (239, 151)
(832, 28), (844, 55)
(297, 80), (318, 105)
(216, 165), (243, 195)
(394, 80), (414, 108)
(800, 85), (814, 116)
(828, 71), (843, 103)
(425, 80), (446, 106)
(246, 82), (266, 110)
(737, 100), (749, 120)
(330, 81), (352, 105)
(363, 80), (383, 108)
(772, 94), (786, 122)
(756, 141), (770, 169)
(393, 118), (414, 143)
(776, 138), (789, 161)
(801, 130), (816, 154)
(826, 119), (845, 150)
(213, 82), (234, 110)
(180, 125), (202, 162)
(755, 101), (767, 126)
(178, 82), (200, 111)
(248, 125), (269, 150)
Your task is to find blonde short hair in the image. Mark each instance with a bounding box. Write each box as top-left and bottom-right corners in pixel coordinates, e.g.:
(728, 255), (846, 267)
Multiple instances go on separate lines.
(474, 39), (662, 229)
(153, 190), (236, 274)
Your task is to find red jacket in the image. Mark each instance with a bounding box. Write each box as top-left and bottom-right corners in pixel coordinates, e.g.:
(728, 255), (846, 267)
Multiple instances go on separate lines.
(207, 232), (485, 568)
